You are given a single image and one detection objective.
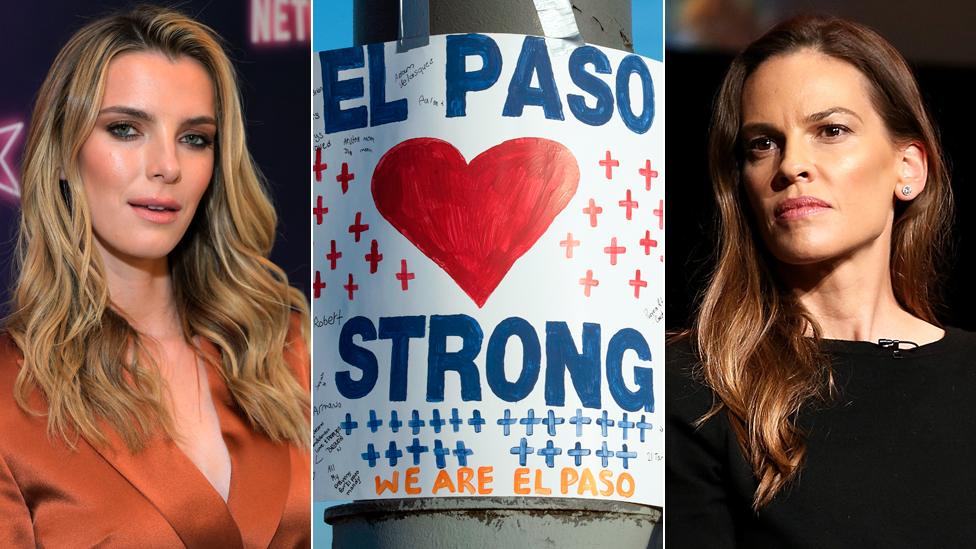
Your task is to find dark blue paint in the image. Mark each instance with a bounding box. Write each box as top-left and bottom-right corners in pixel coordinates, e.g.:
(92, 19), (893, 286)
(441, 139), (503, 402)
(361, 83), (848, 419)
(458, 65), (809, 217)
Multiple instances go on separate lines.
(367, 43), (408, 126)
(606, 328), (654, 412)
(615, 54), (654, 134)
(486, 316), (541, 403)
(544, 322), (601, 408)
(446, 34), (502, 118)
(319, 47), (367, 133)
(378, 315), (425, 401)
(566, 46), (614, 126)
(502, 36), (564, 120)
(427, 314), (483, 402)
(336, 316), (378, 399)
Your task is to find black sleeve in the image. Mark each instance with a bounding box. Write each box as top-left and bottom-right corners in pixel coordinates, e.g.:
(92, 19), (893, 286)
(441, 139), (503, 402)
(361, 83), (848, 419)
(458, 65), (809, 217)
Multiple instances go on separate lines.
(666, 340), (738, 549)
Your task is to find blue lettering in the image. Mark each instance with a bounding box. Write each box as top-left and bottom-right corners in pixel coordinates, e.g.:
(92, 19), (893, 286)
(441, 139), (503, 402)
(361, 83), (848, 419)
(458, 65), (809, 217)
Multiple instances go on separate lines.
(367, 43), (408, 127)
(336, 316), (378, 399)
(606, 328), (654, 412)
(319, 47), (367, 133)
(427, 314), (484, 402)
(446, 34), (502, 118)
(567, 46), (614, 126)
(378, 316), (425, 401)
(615, 55), (654, 134)
(544, 322), (601, 408)
(486, 317), (541, 402)
(503, 36), (564, 120)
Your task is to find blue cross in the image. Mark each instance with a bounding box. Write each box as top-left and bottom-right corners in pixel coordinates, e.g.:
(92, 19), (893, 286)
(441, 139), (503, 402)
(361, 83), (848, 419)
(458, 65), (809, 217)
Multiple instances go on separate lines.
(405, 438), (429, 465)
(510, 437), (534, 466)
(384, 441), (403, 467)
(340, 413), (359, 435)
(429, 409), (446, 433)
(433, 440), (451, 469)
(389, 411), (403, 433)
(449, 408), (464, 432)
(618, 413), (635, 440)
(569, 408), (592, 437)
(596, 410), (615, 437)
(567, 442), (591, 466)
(408, 410), (426, 435)
(537, 440), (563, 468)
(616, 444), (637, 469)
(520, 409), (542, 436)
(636, 415), (652, 443)
(497, 409), (517, 436)
(595, 441), (613, 467)
(468, 410), (486, 433)
(541, 410), (565, 436)
(360, 443), (380, 467)
(366, 410), (383, 433)
(453, 441), (474, 466)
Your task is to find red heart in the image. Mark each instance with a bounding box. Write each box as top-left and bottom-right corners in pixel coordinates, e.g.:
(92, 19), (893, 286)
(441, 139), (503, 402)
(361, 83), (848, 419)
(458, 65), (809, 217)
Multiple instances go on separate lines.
(372, 137), (580, 307)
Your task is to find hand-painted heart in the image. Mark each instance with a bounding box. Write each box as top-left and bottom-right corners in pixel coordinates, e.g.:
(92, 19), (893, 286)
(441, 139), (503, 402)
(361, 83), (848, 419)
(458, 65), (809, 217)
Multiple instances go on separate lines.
(372, 137), (580, 307)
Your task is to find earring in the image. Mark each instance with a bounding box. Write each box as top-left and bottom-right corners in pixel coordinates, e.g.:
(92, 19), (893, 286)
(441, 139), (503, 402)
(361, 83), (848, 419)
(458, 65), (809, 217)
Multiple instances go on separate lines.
(901, 185), (912, 197)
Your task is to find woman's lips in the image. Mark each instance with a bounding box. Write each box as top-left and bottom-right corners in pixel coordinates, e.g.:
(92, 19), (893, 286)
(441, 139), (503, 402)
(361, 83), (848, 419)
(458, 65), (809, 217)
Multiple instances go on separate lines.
(774, 196), (831, 221)
(128, 198), (181, 224)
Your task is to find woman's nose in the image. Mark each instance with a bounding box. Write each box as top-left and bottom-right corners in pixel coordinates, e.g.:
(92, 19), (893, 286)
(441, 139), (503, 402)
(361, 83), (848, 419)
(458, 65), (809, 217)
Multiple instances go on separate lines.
(147, 138), (181, 184)
(775, 139), (814, 189)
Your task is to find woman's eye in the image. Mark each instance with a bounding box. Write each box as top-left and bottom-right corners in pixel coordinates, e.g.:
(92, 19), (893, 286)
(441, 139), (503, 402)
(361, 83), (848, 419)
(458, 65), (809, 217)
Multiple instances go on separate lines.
(181, 133), (213, 148)
(820, 124), (850, 139)
(747, 136), (777, 153)
(107, 123), (139, 139)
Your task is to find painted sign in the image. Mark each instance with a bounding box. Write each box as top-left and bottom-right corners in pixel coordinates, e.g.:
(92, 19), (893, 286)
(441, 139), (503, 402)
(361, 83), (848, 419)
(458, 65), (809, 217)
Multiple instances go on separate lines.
(312, 33), (664, 506)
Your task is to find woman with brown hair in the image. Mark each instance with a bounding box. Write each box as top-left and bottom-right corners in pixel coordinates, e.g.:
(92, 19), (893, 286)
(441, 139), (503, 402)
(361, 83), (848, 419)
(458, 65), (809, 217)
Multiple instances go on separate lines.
(0, 6), (309, 546)
(667, 16), (974, 547)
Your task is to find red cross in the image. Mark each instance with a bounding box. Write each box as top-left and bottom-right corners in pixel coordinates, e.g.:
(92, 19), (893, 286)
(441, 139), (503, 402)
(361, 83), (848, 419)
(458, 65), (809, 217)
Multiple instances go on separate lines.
(653, 199), (664, 230)
(348, 212), (369, 242)
(313, 270), (326, 299)
(599, 150), (619, 179)
(583, 198), (603, 228)
(314, 147), (327, 182)
(629, 269), (648, 298)
(640, 230), (658, 255)
(559, 233), (580, 258)
(618, 189), (638, 220)
(336, 162), (355, 194)
(326, 239), (342, 270)
(639, 159), (659, 191)
(604, 237), (626, 266)
(313, 195), (328, 225)
(396, 259), (415, 291)
(343, 273), (359, 300)
(579, 270), (599, 297)
(364, 239), (383, 273)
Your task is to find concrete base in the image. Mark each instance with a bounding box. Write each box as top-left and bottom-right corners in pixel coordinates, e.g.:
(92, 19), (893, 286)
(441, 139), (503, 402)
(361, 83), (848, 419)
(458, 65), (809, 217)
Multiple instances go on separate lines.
(326, 497), (660, 548)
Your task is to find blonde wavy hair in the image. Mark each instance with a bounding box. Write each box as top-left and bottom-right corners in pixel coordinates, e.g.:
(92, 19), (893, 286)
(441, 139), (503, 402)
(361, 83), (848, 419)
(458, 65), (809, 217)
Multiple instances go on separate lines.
(693, 16), (952, 508)
(5, 5), (309, 450)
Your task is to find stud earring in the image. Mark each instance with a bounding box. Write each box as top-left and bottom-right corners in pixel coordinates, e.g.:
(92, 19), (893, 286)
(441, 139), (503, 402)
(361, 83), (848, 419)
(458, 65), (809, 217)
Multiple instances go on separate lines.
(901, 185), (912, 197)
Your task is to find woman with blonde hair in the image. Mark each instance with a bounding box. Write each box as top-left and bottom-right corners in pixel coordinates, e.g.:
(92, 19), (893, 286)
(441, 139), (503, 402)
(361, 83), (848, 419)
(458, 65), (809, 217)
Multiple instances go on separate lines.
(667, 16), (974, 547)
(0, 6), (309, 546)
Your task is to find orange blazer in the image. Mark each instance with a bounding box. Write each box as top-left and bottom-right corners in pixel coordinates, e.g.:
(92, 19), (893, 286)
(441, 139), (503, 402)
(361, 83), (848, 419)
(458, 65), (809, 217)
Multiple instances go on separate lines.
(0, 322), (310, 548)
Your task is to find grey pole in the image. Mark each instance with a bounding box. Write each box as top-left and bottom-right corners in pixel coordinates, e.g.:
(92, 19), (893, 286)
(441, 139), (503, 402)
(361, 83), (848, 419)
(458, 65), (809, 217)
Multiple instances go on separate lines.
(328, 2), (661, 548)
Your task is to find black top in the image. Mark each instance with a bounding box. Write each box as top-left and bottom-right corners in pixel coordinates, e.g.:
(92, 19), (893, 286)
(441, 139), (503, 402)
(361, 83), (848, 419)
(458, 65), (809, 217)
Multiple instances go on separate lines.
(666, 327), (976, 548)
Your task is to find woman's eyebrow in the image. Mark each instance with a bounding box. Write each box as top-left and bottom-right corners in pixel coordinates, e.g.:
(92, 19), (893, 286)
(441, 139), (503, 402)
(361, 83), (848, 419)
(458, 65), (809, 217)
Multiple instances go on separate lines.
(806, 106), (863, 123)
(99, 105), (153, 121)
(98, 107), (216, 127)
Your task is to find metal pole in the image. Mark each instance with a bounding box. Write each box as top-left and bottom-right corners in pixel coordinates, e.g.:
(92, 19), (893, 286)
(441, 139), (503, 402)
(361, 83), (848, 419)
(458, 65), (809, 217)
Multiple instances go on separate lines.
(330, 2), (660, 548)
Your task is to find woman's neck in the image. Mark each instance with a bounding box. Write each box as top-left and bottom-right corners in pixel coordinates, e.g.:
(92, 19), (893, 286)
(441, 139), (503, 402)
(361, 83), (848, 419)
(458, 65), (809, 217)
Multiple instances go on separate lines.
(96, 242), (182, 342)
(778, 236), (942, 344)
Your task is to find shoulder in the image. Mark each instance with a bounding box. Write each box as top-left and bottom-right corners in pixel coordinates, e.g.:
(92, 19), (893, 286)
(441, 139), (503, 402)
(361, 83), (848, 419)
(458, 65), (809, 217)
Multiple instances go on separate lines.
(0, 332), (23, 392)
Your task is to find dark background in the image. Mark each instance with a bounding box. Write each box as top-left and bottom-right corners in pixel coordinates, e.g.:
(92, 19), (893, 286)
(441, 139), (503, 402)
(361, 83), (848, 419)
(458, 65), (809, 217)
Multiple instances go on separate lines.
(665, 5), (976, 332)
(0, 0), (310, 313)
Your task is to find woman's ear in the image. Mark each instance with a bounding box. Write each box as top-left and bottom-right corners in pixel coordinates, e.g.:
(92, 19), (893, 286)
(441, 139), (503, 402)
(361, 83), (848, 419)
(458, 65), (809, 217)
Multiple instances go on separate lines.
(894, 142), (927, 201)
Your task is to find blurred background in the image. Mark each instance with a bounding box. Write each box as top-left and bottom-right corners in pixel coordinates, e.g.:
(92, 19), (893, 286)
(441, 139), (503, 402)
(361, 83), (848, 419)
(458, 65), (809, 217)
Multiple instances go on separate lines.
(665, 0), (976, 331)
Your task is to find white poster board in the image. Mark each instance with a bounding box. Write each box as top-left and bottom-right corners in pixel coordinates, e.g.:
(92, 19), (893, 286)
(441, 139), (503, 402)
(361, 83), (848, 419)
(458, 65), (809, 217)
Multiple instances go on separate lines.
(312, 33), (664, 506)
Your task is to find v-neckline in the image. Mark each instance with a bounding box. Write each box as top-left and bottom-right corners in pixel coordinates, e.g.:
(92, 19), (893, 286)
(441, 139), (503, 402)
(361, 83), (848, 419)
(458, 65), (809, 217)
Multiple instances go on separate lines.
(87, 336), (292, 548)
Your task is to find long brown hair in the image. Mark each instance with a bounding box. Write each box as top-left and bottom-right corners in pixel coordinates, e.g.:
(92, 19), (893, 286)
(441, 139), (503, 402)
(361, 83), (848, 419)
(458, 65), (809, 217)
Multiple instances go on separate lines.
(694, 16), (952, 507)
(5, 6), (309, 451)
